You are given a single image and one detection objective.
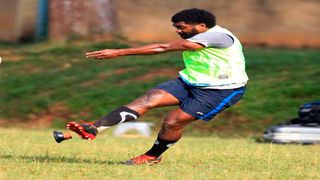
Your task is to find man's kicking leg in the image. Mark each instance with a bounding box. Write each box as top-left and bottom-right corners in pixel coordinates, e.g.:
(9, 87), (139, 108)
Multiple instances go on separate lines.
(67, 106), (140, 140)
(126, 108), (196, 165)
(67, 89), (180, 140)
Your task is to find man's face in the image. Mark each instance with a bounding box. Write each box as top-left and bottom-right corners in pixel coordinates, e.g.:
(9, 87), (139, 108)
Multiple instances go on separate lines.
(173, 21), (200, 39)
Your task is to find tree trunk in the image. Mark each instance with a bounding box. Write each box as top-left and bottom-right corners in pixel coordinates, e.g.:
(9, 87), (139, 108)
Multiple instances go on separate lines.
(49, 0), (117, 42)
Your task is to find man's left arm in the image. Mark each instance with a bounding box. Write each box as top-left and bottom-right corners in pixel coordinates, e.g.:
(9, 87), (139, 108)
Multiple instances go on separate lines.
(86, 40), (204, 59)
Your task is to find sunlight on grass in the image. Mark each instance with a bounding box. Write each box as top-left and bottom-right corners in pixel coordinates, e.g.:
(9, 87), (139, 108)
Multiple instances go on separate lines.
(0, 128), (319, 179)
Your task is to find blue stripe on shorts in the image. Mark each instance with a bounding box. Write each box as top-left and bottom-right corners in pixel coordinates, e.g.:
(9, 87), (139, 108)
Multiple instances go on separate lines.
(199, 89), (245, 120)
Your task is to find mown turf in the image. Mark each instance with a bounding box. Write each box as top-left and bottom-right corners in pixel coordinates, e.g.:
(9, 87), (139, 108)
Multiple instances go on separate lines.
(0, 42), (319, 133)
(0, 128), (319, 179)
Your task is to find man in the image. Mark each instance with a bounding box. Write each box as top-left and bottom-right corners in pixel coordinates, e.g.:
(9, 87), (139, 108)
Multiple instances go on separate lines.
(66, 8), (248, 165)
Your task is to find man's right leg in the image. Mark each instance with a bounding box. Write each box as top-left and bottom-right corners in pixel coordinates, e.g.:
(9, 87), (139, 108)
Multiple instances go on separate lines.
(126, 108), (196, 165)
(67, 89), (180, 140)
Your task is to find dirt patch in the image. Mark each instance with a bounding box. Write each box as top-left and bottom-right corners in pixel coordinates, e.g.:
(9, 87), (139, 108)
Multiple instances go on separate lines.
(23, 103), (72, 128)
(80, 79), (101, 87)
(1, 103), (82, 129)
(114, 67), (134, 75)
(0, 50), (24, 61)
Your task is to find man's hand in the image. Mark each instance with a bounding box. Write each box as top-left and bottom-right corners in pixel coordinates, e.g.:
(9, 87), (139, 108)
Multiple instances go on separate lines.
(86, 49), (120, 59)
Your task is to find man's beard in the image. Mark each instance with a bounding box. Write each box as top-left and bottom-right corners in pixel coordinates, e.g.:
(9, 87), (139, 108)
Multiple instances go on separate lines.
(179, 27), (199, 39)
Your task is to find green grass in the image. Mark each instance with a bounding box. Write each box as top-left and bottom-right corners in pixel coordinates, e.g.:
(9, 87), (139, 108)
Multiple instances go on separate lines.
(0, 42), (319, 133)
(0, 128), (319, 179)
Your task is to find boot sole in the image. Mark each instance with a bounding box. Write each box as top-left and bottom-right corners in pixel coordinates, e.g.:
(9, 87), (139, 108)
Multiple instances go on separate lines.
(124, 157), (162, 165)
(67, 122), (95, 140)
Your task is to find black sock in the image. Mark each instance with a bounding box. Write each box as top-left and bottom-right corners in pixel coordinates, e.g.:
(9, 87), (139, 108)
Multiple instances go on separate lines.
(94, 106), (140, 127)
(145, 136), (178, 158)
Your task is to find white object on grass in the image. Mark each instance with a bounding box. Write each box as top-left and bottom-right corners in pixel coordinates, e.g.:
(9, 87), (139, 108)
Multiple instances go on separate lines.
(113, 122), (154, 137)
(263, 124), (320, 144)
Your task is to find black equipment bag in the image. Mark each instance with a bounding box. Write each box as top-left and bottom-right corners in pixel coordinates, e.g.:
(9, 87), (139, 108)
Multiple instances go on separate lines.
(298, 101), (320, 124)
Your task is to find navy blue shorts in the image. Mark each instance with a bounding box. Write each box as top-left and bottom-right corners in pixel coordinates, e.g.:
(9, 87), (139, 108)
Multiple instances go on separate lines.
(154, 78), (246, 121)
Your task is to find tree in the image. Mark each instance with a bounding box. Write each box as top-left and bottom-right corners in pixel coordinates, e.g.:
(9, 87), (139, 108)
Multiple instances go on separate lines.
(49, 0), (117, 42)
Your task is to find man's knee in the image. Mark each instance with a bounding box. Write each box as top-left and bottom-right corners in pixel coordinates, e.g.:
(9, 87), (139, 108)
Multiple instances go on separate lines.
(162, 117), (183, 130)
(127, 89), (167, 110)
(142, 89), (163, 109)
(161, 109), (196, 131)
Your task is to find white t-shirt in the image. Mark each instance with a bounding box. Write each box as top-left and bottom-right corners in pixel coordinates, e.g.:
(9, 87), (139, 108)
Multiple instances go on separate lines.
(187, 31), (234, 48)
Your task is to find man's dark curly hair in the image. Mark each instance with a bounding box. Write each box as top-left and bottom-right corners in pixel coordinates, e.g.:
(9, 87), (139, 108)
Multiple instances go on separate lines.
(171, 8), (216, 28)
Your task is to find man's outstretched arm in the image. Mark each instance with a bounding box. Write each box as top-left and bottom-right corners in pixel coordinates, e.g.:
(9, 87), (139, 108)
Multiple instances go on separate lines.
(85, 40), (204, 59)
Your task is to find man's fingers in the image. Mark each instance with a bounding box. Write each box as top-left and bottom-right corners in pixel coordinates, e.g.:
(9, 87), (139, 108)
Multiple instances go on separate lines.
(86, 53), (100, 56)
(85, 50), (115, 59)
(87, 54), (107, 59)
(86, 53), (103, 58)
(86, 51), (104, 57)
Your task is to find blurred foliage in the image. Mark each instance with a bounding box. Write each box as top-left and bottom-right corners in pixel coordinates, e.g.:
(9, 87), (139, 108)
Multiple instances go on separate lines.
(0, 42), (319, 134)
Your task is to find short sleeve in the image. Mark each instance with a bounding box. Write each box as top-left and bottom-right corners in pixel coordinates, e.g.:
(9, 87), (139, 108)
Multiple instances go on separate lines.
(187, 31), (234, 48)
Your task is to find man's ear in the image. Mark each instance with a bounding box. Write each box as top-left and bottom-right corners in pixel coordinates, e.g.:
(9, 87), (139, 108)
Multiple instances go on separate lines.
(200, 23), (207, 28)
(196, 23), (208, 32)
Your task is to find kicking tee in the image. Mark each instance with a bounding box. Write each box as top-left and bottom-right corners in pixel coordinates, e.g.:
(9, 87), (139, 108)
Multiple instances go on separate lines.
(179, 25), (249, 89)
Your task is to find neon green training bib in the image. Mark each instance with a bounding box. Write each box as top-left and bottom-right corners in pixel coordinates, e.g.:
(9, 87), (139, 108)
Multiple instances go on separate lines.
(179, 25), (248, 89)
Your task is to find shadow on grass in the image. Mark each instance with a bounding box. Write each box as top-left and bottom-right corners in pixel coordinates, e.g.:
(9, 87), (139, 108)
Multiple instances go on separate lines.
(0, 154), (125, 165)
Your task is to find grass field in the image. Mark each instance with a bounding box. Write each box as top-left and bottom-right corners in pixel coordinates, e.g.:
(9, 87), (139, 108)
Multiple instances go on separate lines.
(0, 128), (319, 179)
(0, 42), (319, 134)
